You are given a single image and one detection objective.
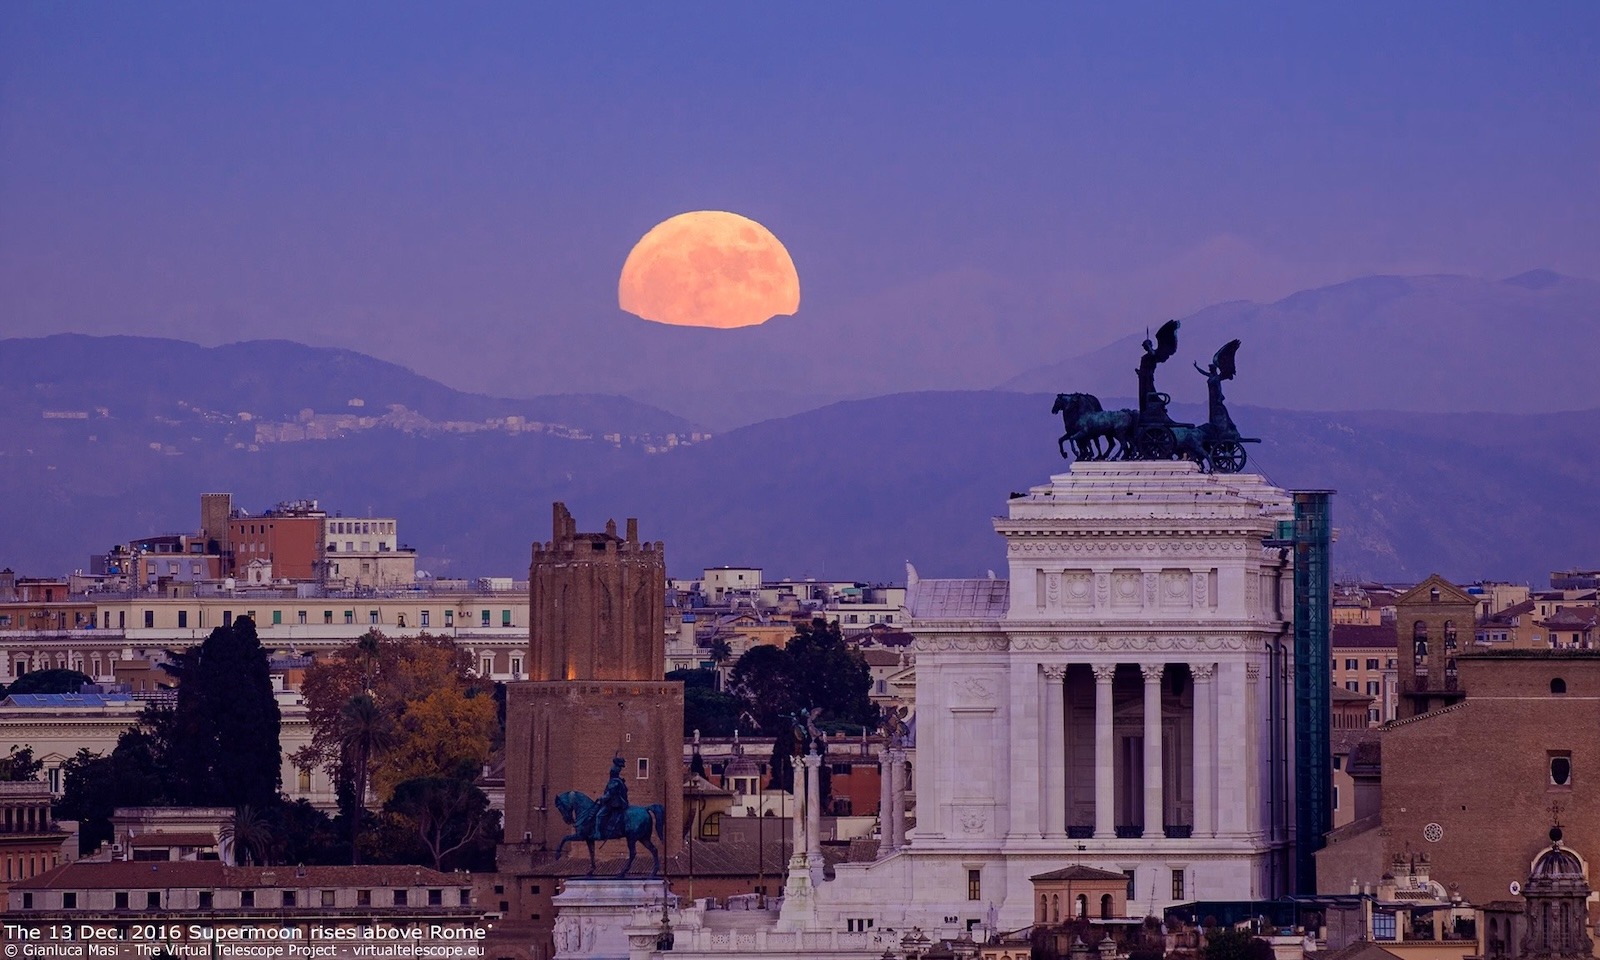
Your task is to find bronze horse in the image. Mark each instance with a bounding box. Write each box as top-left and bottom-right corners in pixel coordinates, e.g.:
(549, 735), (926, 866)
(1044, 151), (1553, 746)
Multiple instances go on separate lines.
(1052, 393), (1135, 461)
(553, 791), (666, 878)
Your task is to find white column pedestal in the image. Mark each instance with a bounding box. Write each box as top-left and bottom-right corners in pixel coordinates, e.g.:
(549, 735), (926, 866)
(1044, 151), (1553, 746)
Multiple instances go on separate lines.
(1043, 665), (1068, 837)
(1142, 663), (1165, 840)
(1092, 664), (1116, 839)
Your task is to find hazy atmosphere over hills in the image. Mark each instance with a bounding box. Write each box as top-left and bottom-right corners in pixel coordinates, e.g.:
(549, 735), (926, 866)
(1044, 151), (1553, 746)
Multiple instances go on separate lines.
(1, 333), (1593, 586)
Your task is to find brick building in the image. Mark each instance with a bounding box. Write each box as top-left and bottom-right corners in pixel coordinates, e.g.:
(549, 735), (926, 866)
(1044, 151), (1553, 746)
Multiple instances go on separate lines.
(1316, 649), (1600, 906)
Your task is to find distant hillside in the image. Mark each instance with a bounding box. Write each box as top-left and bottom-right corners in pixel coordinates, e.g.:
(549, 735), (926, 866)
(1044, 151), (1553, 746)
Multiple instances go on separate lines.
(0, 335), (695, 450)
(1001, 272), (1600, 414)
(1, 380), (1591, 586)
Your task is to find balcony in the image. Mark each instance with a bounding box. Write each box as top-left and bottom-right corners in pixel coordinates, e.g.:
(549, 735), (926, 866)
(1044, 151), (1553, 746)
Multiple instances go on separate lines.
(1164, 824), (1193, 839)
(1067, 825), (1095, 839)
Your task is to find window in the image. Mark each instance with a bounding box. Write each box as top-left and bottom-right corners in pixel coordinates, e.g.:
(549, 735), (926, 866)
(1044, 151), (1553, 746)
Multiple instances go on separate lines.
(700, 812), (721, 840)
(1367, 681), (1380, 695)
(1333, 785), (1341, 810)
(967, 868), (981, 901)
(428, 889), (444, 906)
(502, 610), (512, 626)
(421, 611), (430, 627)
(178, 611), (188, 628)
(272, 611), (282, 625)
(297, 767), (312, 792)
(198, 892), (211, 910)
(459, 889), (471, 906)
(63, 892), (77, 909)
(1552, 677), (1567, 694)
(481, 657), (493, 676)
(445, 610), (454, 627)
(147, 892), (161, 909)
(393, 890), (408, 906)
(1345, 659), (1358, 670)
(240, 890), (254, 907)
(356, 890), (371, 907)
(115, 892), (129, 909)
(1167, 868), (1185, 900)
(298, 611), (307, 625)
(222, 611), (233, 627)
(143, 610), (154, 628)
(1346, 681), (1359, 692)
(481, 610), (491, 626)
(847, 919), (875, 933)
(282, 891), (296, 907)
(638, 758), (650, 780)
(1550, 752), (1573, 787)
(1374, 912), (1397, 940)
(324, 611), (334, 624)
(1332, 755), (1343, 770)
(22, 892), (33, 909)
(511, 657), (522, 676)
(344, 610), (354, 624)
(369, 611), (379, 625)
(1123, 870), (1136, 899)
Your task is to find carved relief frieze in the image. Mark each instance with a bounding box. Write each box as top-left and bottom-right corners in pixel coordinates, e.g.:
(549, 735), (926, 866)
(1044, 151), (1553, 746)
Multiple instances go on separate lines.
(1161, 569), (1192, 608)
(1009, 635), (1247, 653)
(957, 806), (990, 835)
(1112, 570), (1141, 606)
(1094, 573), (1110, 605)
(1143, 572), (1159, 607)
(957, 676), (998, 702)
(913, 636), (1010, 653)
(1193, 572), (1209, 608)
(1045, 572), (1062, 608)
(1064, 571), (1093, 606)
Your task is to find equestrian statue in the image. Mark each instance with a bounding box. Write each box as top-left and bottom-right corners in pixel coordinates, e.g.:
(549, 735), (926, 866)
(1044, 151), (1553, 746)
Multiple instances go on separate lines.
(553, 756), (667, 877)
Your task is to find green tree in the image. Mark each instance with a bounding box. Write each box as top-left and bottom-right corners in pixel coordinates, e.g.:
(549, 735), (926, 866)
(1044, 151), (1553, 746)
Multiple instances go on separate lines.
(53, 731), (167, 853)
(0, 746), (43, 781)
(5, 669), (93, 696)
(727, 619), (878, 735)
(668, 668), (741, 737)
(386, 774), (500, 870)
(338, 693), (394, 864)
(167, 617), (281, 807)
(222, 805), (273, 866)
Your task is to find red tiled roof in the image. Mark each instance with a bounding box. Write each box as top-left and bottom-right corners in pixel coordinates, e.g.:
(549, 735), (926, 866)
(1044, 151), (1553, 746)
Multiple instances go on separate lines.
(1332, 624), (1395, 649)
(13, 861), (464, 891)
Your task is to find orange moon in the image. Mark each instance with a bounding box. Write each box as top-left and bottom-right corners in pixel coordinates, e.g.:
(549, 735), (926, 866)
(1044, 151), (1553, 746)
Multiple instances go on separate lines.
(618, 211), (800, 329)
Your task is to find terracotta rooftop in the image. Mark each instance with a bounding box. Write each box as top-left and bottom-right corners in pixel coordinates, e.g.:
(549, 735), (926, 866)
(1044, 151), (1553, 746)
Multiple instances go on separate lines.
(1030, 865), (1129, 882)
(1332, 624), (1395, 649)
(12, 861), (465, 892)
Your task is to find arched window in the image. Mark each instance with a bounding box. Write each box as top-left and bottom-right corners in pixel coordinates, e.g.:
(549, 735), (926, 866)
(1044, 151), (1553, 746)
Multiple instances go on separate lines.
(1412, 621), (1429, 660)
(1101, 894), (1114, 919)
(1444, 621), (1458, 650)
(1040, 894), (1049, 922)
(1076, 894), (1088, 919)
(1552, 677), (1567, 695)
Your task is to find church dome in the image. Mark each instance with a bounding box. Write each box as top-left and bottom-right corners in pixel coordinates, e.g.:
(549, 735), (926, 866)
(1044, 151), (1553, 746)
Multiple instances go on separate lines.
(1528, 828), (1588, 889)
(1531, 846), (1585, 882)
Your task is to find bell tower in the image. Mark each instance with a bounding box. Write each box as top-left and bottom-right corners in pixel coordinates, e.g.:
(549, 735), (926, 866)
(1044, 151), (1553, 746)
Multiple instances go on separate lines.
(502, 503), (682, 864)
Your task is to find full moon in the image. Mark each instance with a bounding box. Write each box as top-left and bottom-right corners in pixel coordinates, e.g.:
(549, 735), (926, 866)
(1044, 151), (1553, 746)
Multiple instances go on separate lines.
(618, 211), (800, 329)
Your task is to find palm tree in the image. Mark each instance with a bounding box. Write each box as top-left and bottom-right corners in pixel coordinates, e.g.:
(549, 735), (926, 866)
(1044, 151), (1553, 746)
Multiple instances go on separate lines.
(707, 636), (733, 690)
(338, 692), (393, 864)
(223, 805), (273, 866)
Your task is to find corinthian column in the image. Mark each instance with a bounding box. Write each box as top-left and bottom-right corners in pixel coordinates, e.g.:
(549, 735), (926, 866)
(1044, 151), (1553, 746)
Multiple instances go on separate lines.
(804, 752), (823, 886)
(1142, 663), (1165, 839)
(1190, 662), (1216, 838)
(1043, 665), (1068, 837)
(1092, 664), (1116, 839)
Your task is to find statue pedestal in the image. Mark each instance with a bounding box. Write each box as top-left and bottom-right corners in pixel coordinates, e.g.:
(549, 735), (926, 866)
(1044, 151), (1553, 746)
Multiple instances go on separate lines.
(551, 879), (669, 960)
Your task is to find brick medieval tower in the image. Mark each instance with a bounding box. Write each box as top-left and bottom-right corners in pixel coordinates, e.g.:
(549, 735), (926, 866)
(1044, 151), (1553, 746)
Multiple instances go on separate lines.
(500, 502), (682, 886)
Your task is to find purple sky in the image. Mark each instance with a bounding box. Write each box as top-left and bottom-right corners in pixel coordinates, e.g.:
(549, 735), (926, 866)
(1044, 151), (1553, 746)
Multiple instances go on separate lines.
(2, 3), (1596, 390)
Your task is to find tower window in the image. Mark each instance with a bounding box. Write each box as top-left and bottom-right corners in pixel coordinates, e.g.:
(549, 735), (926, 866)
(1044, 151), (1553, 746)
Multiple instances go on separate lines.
(967, 868), (981, 901)
(1551, 677), (1567, 694)
(1550, 752), (1572, 787)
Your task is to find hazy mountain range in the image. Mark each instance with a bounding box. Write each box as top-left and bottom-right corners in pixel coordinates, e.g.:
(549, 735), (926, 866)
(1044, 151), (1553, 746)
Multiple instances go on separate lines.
(430, 270), (1600, 429)
(1, 327), (1594, 587)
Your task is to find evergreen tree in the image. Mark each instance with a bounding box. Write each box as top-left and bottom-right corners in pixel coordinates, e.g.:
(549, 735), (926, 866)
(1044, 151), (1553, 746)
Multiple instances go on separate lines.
(167, 617), (281, 808)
